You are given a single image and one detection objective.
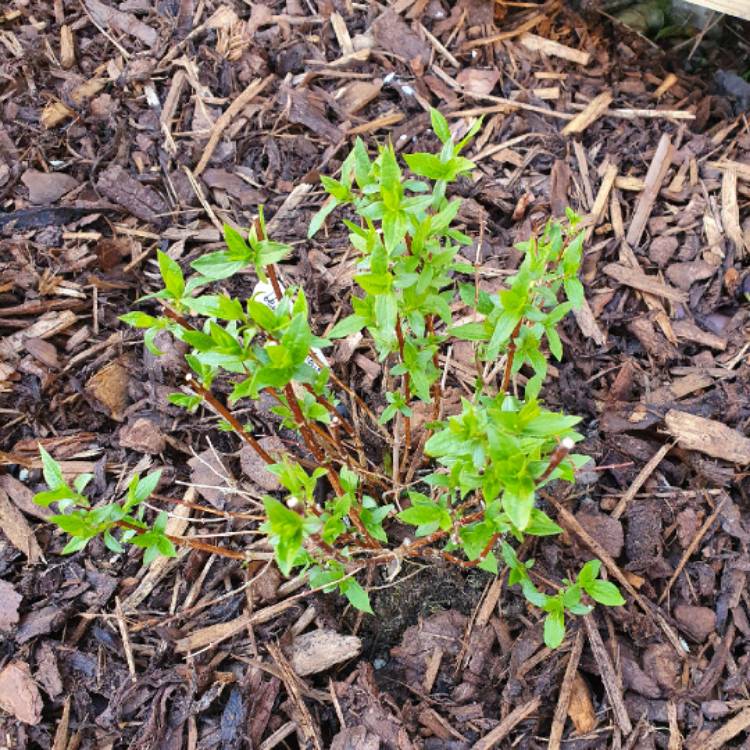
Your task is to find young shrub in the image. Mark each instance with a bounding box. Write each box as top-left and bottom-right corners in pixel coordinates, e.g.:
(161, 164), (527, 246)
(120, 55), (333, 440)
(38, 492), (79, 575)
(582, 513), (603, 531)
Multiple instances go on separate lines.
(35, 110), (623, 646)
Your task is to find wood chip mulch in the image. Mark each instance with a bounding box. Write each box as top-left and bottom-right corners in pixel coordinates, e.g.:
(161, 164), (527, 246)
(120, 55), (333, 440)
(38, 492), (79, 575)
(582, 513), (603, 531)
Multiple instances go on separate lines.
(1, 0), (750, 747)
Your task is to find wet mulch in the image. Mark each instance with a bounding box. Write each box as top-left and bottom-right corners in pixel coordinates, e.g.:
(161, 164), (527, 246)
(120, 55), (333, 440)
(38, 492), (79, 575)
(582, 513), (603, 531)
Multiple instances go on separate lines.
(1, 0), (750, 747)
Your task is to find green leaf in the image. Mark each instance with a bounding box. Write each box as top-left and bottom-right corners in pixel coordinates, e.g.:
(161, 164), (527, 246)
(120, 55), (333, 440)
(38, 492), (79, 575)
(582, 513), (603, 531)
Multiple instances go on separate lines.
(342, 579), (373, 614)
(379, 144), (401, 211)
(449, 322), (488, 341)
(308, 197), (338, 238)
(586, 580), (625, 607)
(403, 153), (447, 180)
(564, 278), (584, 308)
(478, 552), (498, 574)
(34, 486), (76, 508)
(543, 608), (566, 649)
(524, 509), (563, 537)
(73, 474), (93, 494)
(247, 298), (278, 330)
(329, 314), (367, 339)
(256, 240), (291, 267)
(191, 251), (247, 281)
(430, 108), (451, 144)
(577, 559), (601, 587)
(132, 470), (162, 504)
(61, 536), (89, 554)
(397, 503), (444, 527)
(223, 224), (250, 258)
(157, 251), (185, 299)
(120, 311), (159, 329)
(39, 447), (65, 490)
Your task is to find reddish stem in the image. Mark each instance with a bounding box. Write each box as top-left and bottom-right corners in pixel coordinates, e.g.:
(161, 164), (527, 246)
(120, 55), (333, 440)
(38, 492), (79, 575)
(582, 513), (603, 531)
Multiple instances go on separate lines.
(394, 316), (412, 469)
(501, 319), (523, 393)
(186, 378), (275, 464)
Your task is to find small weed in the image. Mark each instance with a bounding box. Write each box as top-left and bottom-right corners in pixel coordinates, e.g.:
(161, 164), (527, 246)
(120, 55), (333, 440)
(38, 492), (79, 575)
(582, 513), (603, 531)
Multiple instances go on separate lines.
(36, 110), (623, 648)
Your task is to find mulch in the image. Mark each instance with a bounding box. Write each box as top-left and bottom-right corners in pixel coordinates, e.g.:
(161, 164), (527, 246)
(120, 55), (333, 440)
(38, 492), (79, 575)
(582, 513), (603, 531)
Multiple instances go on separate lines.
(1, 0), (750, 747)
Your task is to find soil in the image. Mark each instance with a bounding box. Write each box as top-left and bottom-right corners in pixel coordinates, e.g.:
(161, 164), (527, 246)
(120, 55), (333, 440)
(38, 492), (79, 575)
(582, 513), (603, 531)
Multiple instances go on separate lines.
(1, 0), (750, 748)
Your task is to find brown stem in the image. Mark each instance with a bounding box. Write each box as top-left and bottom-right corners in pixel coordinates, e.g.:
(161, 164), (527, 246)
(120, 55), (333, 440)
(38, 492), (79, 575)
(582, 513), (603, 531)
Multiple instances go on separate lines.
(394, 316), (411, 471)
(501, 319), (523, 393)
(116, 519), (252, 561)
(535, 438), (574, 485)
(161, 303), (196, 331)
(266, 262), (284, 301)
(186, 377), (275, 464)
(152, 493), (260, 521)
(425, 315), (442, 421)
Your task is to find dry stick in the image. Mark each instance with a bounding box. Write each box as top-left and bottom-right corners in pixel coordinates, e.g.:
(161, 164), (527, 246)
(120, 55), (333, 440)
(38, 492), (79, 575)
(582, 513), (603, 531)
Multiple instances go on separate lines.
(698, 704), (750, 750)
(193, 74), (275, 176)
(471, 696), (542, 750)
(548, 628), (585, 750)
(658, 494), (726, 605)
(582, 614), (633, 736)
(611, 440), (674, 520)
(543, 491), (687, 660)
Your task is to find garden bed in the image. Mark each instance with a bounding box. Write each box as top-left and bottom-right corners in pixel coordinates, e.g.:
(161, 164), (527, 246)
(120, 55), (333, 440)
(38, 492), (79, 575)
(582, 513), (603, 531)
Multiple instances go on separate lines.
(1, 0), (750, 747)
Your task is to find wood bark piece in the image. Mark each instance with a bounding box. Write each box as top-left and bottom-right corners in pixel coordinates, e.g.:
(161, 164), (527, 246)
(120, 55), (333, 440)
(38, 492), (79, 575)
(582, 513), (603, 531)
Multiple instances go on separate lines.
(285, 87), (344, 146)
(0, 580), (22, 632)
(290, 629), (361, 676)
(0, 661), (43, 725)
(671, 320), (726, 351)
(519, 32), (590, 65)
(664, 410), (750, 464)
(612, 441), (674, 519)
(586, 162), (618, 241)
(582, 615), (632, 735)
(0, 487), (43, 562)
(626, 133), (673, 246)
(96, 164), (169, 224)
(371, 9), (430, 65)
(602, 263), (687, 303)
(694, 707), (750, 750)
(680, 0), (750, 21)
(471, 696), (541, 750)
(463, 11), (545, 49)
(562, 92), (613, 136)
(721, 168), (747, 258)
(85, 0), (158, 46)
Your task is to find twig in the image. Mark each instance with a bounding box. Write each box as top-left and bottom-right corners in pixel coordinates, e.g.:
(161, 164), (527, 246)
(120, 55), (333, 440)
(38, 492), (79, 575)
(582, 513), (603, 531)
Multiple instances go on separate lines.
(549, 628), (585, 749)
(658, 494), (726, 605)
(582, 614), (632, 735)
(471, 696), (541, 750)
(194, 74), (275, 176)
